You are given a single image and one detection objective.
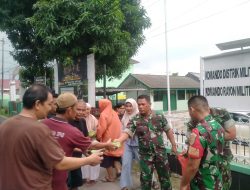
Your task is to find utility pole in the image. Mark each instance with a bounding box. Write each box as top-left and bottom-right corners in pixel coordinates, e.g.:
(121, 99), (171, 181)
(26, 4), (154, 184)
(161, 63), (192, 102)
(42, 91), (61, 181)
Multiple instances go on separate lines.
(103, 64), (107, 98)
(1, 38), (4, 108)
(164, 0), (171, 115)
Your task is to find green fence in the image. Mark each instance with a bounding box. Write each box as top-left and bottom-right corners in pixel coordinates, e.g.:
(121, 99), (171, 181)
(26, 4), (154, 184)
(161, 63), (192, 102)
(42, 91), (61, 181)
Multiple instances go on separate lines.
(8, 101), (23, 116)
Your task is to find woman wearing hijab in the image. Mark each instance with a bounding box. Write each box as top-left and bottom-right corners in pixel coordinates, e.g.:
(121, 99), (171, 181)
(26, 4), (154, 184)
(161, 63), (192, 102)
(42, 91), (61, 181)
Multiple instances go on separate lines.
(120, 98), (139, 190)
(81, 103), (100, 185)
(96, 99), (124, 182)
(84, 103), (98, 134)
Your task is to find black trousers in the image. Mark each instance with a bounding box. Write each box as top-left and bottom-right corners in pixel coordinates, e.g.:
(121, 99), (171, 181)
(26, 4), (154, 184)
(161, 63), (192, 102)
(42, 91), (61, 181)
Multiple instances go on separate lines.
(67, 152), (83, 188)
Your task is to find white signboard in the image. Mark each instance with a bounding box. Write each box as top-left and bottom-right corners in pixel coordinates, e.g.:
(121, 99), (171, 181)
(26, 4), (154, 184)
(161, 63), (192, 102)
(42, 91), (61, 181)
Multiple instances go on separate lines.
(201, 50), (250, 111)
(35, 76), (46, 85)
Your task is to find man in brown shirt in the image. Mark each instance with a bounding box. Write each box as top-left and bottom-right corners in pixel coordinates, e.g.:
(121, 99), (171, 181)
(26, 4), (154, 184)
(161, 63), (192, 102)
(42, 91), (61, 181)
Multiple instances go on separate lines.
(0, 84), (103, 190)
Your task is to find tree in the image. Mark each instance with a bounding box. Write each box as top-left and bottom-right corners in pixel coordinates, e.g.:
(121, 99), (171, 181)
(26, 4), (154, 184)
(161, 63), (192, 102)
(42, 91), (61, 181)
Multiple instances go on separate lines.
(0, 0), (150, 83)
(0, 0), (53, 86)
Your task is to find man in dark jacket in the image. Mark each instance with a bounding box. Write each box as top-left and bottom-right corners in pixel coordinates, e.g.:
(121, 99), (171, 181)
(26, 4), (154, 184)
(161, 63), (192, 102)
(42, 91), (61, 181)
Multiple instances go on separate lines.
(68, 100), (89, 190)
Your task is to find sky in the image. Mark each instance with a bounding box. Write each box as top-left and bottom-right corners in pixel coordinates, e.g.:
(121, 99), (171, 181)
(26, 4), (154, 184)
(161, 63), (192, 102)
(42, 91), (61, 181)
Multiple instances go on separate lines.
(133, 0), (250, 75)
(2, 0), (250, 78)
(0, 32), (18, 79)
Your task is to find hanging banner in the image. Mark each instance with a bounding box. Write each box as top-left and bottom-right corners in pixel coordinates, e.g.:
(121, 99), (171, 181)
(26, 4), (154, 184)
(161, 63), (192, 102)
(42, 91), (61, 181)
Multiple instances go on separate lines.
(58, 56), (87, 86)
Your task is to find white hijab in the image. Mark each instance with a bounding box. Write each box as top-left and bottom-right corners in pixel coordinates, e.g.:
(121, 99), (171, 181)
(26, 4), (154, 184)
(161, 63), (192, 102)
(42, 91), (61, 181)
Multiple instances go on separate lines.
(84, 103), (98, 131)
(121, 98), (139, 129)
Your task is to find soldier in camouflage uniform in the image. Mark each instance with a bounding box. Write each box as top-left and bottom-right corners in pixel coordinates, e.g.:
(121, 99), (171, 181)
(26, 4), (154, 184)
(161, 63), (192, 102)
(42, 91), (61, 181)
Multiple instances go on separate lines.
(186, 108), (236, 190)
(210, 108), (235, 190)
(180, 96), (225, 190)
(116, 95), (177, 190)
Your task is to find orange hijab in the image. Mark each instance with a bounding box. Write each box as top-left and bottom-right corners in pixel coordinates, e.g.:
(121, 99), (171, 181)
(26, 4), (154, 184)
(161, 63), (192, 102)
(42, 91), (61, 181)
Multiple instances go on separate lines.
(98, 99), (113, 125)
(97, 99), (123, 157)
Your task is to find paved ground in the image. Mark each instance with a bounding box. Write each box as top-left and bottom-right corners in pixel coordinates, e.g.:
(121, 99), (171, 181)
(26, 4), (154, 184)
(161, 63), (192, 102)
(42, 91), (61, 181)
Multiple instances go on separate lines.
(80, 167), (140, 190)
(80, 166), (181, 190)
(0, 115), (6, 124)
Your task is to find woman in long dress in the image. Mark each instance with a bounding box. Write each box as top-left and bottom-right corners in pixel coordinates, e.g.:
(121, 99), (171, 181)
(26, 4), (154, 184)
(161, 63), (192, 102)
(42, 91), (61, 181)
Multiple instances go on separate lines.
(81, 103), (100, 185)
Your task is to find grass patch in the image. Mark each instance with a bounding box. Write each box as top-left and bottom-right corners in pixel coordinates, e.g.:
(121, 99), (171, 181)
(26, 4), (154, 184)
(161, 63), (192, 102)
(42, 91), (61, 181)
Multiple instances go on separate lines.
(0, 107), (9, 117)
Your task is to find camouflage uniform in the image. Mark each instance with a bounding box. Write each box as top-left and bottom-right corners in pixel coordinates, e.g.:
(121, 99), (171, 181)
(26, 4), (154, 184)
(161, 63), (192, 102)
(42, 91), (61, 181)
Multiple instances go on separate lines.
(210, 108), (235, 190)
(124, 112), (172, 190)
(186, 108), (235, 190)
(187, 115), (225, 190)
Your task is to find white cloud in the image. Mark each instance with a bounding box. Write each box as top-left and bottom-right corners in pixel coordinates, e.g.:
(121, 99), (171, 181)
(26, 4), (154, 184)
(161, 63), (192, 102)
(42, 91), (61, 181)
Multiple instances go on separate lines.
(134, 0), (250, 75)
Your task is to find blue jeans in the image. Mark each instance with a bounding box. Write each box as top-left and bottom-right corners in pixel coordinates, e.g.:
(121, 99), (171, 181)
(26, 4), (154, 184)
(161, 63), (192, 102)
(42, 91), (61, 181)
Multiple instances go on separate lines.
(120, 143), (139, 189)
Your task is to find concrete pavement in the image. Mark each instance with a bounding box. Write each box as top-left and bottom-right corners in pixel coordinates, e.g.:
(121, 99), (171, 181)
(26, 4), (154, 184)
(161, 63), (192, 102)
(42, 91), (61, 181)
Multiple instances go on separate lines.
(0, 115), (6, 124)
(80, 167), (180, 190)
(80, 167), (141, 190)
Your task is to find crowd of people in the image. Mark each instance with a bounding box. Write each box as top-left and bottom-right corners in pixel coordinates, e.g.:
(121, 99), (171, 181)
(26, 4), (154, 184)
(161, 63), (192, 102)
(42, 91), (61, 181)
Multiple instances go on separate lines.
(0, 84), (236, 190)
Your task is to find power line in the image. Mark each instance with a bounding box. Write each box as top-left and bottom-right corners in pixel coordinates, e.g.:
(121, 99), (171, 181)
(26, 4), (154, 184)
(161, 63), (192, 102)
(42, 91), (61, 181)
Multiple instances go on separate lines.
(168, 0), (250, 32)
(144, 24), (163, 34)
(147, 0), (250, 40)
(143, 0), (161, 9)
(168, 0), (209, 22)
(144, 0), (209, 35)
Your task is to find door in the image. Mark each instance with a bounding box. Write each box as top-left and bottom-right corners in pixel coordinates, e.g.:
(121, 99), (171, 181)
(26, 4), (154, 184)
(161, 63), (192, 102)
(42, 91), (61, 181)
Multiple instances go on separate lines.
(163, 90), (177, 111)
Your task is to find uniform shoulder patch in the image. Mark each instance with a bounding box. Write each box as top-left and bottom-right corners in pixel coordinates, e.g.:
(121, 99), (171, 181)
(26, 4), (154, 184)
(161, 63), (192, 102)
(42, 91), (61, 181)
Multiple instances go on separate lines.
(188, 146), (200, 158)
(189, 132), (197, 145)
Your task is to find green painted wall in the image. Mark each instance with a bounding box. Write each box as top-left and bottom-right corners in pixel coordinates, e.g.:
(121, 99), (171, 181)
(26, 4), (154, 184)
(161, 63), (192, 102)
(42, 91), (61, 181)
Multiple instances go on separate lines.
(177, 100), (188, 110)
(96, 65), (133, 88)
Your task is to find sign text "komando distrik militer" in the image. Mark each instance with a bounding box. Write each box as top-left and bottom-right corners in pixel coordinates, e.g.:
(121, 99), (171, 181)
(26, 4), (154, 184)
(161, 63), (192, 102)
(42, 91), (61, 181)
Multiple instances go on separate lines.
(205, 66), (250, 97)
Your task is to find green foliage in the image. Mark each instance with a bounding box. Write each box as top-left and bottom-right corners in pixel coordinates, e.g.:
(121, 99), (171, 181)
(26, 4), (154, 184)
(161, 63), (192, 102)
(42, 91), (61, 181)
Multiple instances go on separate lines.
(0, 108), (8, 117)
(63, 56), (74, 67)
(19, 66), (54, 88)
(0, 0), (151, 82)
(0, 0), (51, 86)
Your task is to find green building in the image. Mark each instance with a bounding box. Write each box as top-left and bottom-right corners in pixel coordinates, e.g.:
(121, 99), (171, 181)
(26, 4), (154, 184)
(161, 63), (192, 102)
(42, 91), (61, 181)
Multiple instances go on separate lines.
(118, 73), (200, 112)
(95, 60), (138, 104)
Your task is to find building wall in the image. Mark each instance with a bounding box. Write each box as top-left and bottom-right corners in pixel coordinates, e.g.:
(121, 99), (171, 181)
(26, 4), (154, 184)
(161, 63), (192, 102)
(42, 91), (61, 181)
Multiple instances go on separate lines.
(153, 101), (163, 111)
(120, 76), (199, 112)
(177, 100), (188, 110)
(96, 65), (133, 88)
(153, 89), (198, 112)
(127, 88), (197, 112)
(126, 90), (150, 101)
(126, 89), (163, 111)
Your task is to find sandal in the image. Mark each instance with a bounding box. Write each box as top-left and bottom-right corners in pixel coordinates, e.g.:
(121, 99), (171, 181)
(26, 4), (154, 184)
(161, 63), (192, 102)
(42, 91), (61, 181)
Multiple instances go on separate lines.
(89, 180), (96, 184)
(101, 176), (115, 182)
(121, 187), (129, 190)
(86, 180), (96, 185)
